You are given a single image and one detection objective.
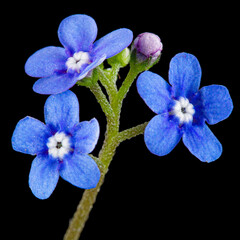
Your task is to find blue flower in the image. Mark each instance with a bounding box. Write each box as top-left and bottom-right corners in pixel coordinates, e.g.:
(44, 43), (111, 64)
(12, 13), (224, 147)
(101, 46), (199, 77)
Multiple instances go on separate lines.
(137, 53), (233, 162)
(12, 90), (101, 199)
(25, 14), (133, 95)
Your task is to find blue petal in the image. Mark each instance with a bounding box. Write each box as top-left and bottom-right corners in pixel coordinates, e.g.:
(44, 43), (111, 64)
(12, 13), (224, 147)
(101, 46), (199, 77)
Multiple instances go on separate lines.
(144, 114), (182, 156)
(137, 71), (172, 114)
(25, 47), (68, 78)
(58, 14), (98, 54)
(91, 28), (133, 59)
(12, 117), (50, 155)
(182, 123), (222, 162)
(59, 153), (101, 189)
(72, 118), (100, 154)
(44, 91), (79, 132)
(169, 53), (202, 98)
(33, 73), (78, 95)
(29, 155), (60, 199)
(198, 85), (233, 125)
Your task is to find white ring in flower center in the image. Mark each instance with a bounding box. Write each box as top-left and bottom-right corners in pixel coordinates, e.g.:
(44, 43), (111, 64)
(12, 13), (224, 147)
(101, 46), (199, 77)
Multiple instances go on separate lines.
(172, 97), (195, 123)
(47, 132), (71, 159)
(66, 51), (91, 73)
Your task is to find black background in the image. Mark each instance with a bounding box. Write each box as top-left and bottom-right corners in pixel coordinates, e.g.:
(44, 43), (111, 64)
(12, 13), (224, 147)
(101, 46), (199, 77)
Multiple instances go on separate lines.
(4, 1), (240, 239)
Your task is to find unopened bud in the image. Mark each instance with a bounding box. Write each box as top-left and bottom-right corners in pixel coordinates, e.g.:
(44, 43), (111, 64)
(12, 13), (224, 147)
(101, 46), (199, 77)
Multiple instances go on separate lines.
(108, 48), (131, 67)
(132, 32), (163, 63)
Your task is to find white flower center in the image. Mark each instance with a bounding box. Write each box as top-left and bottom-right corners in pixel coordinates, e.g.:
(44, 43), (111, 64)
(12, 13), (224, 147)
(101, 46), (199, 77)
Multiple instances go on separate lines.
(66, 51), (91, 73)
(172, 97), (195, 124)
(47, 132), (71, 159)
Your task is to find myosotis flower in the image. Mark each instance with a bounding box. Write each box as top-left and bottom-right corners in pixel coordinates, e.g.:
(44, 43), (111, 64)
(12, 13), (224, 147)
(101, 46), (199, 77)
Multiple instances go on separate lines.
(137, 52), (233, 162)
(12, 90), (100, 199)
(25, 14), (133, 95)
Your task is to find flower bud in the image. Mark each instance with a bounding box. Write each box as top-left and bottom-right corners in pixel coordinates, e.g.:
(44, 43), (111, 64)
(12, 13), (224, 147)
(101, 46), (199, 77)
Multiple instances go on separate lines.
(132, 32), (163, 63)
(108, 48), (131, 67)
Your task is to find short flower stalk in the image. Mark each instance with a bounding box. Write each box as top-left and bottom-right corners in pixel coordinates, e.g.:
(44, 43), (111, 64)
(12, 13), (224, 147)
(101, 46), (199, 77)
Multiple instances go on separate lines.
(14, 14), (233, 240)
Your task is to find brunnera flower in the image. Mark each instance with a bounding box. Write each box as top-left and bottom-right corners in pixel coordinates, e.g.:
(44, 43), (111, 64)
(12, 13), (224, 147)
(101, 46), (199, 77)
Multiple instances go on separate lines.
(12, 90), (100, 199)
(25, 14), (133, 95)
(137, 52), (233, 162)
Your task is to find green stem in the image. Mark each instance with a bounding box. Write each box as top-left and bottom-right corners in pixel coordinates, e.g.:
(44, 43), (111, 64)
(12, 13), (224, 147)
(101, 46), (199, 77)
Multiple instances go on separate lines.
(96, 67), (118, 103)
(118, 122), (149, 143)
(63, 120), (147, 240)
(63, 165), (106, 240)
(110, 64), (121, 85)
(63, 127), (119, 240)
(117, 67), (140, 106)
(64, 79), (119, 240)
(64, 65), (144, 240)
(112, 67), (141, 126)
(88, 83), (115, 124)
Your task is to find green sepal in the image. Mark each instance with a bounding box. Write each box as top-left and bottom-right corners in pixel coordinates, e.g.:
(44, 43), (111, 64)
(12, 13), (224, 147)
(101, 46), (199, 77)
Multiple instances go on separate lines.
(76, 68), (99, 87)
(130, 48), (162, 72)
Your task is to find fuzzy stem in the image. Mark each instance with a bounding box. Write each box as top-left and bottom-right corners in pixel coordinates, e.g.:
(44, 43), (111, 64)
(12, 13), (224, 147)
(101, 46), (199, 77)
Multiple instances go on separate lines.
(117, 67), (140, 108)
(63, 120), (147, 240)
(63, 166), (106, 240)
(112, 67), (141, 126)
(63, 126), (120, 240)
(118, 122), (149, 143)
(88, 83), (115, 122)
(64, 77), (119, 240)
(96, 67), (118, 103)
(64, 65), (144, 240)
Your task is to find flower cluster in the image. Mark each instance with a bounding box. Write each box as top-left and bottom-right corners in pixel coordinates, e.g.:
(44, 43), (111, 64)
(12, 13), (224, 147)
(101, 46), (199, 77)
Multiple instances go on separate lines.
(13, 14), (233, 201)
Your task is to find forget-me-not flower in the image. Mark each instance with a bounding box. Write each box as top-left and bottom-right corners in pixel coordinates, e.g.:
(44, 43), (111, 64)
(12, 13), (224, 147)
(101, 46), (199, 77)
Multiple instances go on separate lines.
(137, 53), (233, 162)
(25, 14), (133, 95)
(12, 91), (100, 199)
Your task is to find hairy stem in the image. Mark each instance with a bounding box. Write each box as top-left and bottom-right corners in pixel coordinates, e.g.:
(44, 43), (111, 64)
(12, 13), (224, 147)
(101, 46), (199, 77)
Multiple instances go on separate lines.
(63, 166), (106, 240)
(64, 77), (119, 240)
(117, 67), (140, 107)
(63, 129), (120, 240)
(63, 119), (147, 240)
(112, 67), (141, 126)
(64, 65), (144, 240)
(88, 83), (115, 125)
(118, 122), (149, 143)
(96, 67), (118, 103)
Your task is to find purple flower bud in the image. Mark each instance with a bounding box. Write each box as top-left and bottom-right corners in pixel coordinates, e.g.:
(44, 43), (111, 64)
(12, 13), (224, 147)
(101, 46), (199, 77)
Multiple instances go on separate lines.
(133, 33), (163, 61)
